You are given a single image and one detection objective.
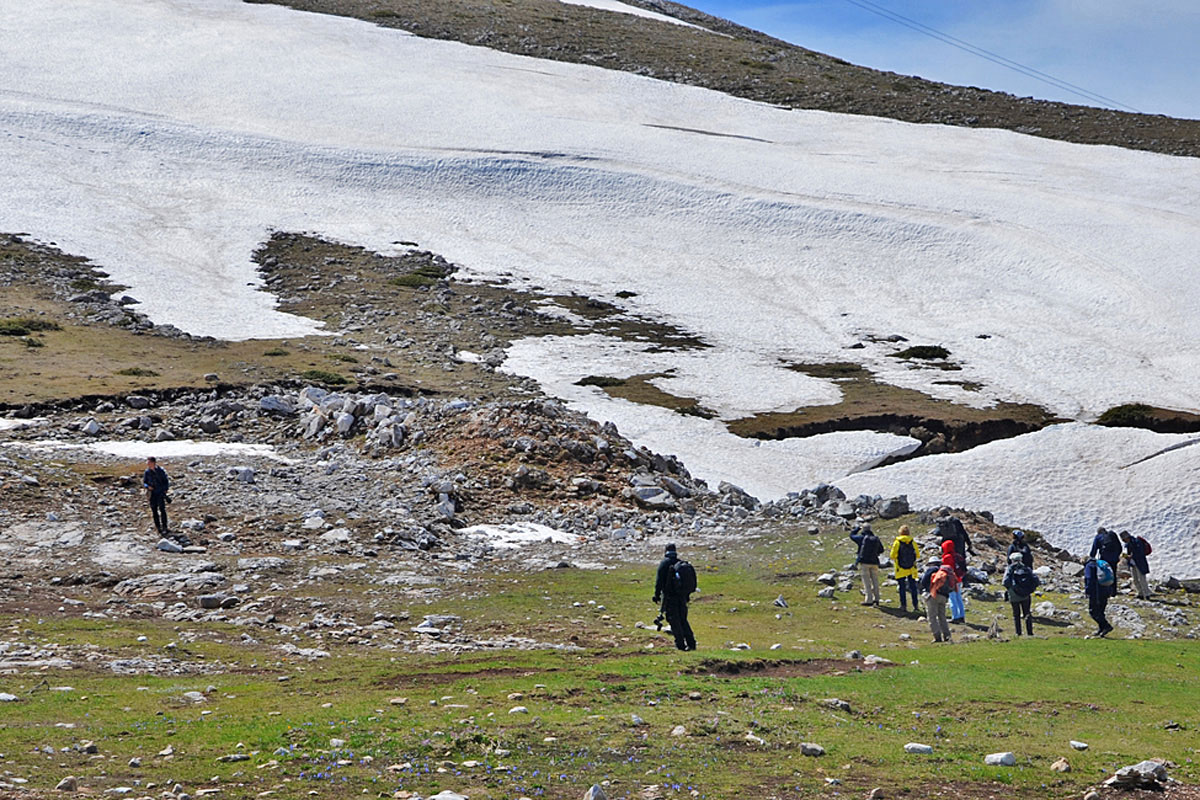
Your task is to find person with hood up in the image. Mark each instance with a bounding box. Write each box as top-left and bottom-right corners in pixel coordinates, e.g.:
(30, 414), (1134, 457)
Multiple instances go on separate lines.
(1089, 527), (1122, 598)
(1083, 555), (1114, 637)
(889, 525), (921, 612)
(849, 522), (883, 606)
(1002, 551), (1039, 636)
(1007, 530), (1034, 569)
(941, 538), (967, 623)
(922, 556), (957, 643)
(653, 543), (696, 651)
(1120, 530), (1152, 600)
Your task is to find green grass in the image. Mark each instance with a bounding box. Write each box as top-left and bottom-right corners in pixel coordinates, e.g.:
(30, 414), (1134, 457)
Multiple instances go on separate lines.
(0, 316), (62, 336)
(299, 368), (349, 385)
(388, 264), (449, 288)
(115, 366), (160, 377)
(263, 347), (290, 357)
(1, 521), (1195, 799)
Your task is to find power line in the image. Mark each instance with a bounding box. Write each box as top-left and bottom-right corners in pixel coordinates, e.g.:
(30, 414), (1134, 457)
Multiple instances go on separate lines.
(837, 0), (1142, 113)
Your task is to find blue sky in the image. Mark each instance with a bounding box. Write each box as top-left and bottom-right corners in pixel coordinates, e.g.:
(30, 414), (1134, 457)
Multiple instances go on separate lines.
(685, 0), (1200, 120)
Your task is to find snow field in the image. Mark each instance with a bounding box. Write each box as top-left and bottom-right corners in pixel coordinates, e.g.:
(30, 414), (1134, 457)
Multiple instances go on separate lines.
(2, 0), (1199, 570)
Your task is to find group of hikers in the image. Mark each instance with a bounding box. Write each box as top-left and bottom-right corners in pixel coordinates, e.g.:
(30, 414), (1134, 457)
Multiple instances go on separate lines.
(144, 455), (1153, 650)
(847, 514), (1155, 642)
(650, 514), (1155, 651)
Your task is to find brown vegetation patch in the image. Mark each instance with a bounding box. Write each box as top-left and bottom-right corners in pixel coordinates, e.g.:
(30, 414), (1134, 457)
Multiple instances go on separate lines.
(727, 361), (1061, 456)
(687, 657), (895, 678)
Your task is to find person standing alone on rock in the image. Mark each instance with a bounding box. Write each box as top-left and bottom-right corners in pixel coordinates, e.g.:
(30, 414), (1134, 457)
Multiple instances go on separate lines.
(849, 522), (883, 606)
(889, 525), (920, 613)
(1120, 530), (1152, 600)
(653, 543), (696, 651)
(142, 456), (170, 536)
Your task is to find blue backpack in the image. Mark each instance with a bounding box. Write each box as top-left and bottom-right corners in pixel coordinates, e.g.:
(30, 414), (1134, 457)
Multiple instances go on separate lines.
(1095, 559), (1115, 587)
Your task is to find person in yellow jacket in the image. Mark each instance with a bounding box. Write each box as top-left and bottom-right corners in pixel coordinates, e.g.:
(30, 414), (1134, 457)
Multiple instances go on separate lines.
(889, 525), (921, 613)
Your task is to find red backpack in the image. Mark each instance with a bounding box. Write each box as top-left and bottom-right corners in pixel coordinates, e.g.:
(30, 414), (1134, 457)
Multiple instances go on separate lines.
(1138, 536), (1153, 556)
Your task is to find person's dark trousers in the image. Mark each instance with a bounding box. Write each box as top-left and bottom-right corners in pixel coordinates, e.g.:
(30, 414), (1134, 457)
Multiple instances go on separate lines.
(898, 577), (918, 610)
(664, 595), (695, 651)
(1011, 598), (1032, 636)
(1088, 593), (1110, 634)
(149, 491), (168, 534)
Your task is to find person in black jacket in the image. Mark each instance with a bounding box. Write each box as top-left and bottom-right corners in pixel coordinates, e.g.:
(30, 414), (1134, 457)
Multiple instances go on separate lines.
(1089, 527), (1122, 597)
(142, 456), (170, 535)
(652, 543), (695, 651)
(1007, 530), (1034, 568)
(1120, 531), (1152, 600)
(1083, 556), (1113, 637)
(849, 523), (883, 606)
(1002, 552), (1038, 636)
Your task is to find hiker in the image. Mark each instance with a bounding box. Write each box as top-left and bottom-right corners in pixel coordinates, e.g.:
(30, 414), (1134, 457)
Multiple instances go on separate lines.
(1002, 551), (1039, 636)
(142, 456), (170, 535)
(1088, 527), (1122, 598)
(849, 522), (883, 606)
(923, 556), (957, 643)
(889, 524), (920, 612)
(1083, 556), (1114, 638)
(1007, 530), (1034, 568)
(652, 543), (696, 651)
(1120, 530), (1152, 600)
(940, 537), (967, 623)
(939, 510), (976, 562)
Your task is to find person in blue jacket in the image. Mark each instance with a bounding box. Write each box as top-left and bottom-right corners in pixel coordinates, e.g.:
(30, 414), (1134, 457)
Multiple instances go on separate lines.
(1120, 530), (1152, 600)
(1083, 556), (1113, 638)
(1088, 527), (1122, 598)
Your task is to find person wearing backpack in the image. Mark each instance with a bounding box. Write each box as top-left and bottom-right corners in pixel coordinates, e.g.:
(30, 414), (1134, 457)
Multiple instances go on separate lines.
(925, 560), (958, 643)
(652, 543), (696, 651)
(849, 523), (883, 606)
(889, 525), (921, 613)
(1007, 530), (1033, 569)
(1002, 552), (1039, 636)
(1120, 530), (1152, 600)
(1089, 527), (1122, 598)
(940, 538), (967, 624)
(1083, 556), (1114, 638)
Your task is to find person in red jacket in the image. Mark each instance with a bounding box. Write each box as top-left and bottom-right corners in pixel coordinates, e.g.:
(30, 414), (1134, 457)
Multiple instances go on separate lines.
(941, 539), (967, 623)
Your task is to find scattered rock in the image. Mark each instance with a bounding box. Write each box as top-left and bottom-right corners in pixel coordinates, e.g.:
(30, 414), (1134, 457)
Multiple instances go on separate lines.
(800, 742), (826, 756)
(55, 776), (78, 792)
(904, 743), (933, 754)
(1069, 740), (1088, 750)
(1105, 759), (1168, 788)
(1051, 757), (1070, 773)
(985, 752), (1016, 766)
(583, 785), (607, 800)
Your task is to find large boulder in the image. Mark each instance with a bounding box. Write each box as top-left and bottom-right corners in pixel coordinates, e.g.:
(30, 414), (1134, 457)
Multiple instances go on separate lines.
(876, 495), (909, 518)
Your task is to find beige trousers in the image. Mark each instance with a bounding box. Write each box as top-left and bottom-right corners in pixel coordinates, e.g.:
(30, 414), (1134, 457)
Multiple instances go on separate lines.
(860, 563), (880, 603)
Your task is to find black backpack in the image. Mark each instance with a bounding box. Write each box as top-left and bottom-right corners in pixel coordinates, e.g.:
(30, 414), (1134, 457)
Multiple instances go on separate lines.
(1009, 564), (1039, 597)
(672, 560), (698, 596)
(896, 540), (916, 569)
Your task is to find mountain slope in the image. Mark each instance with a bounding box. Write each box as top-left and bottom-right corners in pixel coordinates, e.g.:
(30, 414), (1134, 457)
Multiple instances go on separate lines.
(250, 0), (1200, 156)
